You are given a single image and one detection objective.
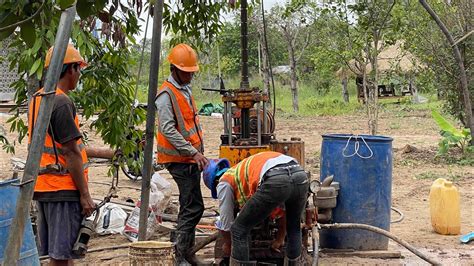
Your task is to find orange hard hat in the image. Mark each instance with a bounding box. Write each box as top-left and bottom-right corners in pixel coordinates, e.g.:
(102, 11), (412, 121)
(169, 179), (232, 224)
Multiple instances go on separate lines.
(167, 43), (199, 72)
(44, 44), (88, 68)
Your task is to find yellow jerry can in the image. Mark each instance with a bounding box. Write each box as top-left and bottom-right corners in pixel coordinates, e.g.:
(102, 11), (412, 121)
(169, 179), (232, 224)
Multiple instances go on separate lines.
(429, 178), (461, 235)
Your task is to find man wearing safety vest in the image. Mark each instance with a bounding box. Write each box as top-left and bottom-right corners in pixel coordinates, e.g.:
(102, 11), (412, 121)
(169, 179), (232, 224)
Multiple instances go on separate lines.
(203, 151), (309, 266)
(155, 43), (209, 265)
(28, 44), (95, 264)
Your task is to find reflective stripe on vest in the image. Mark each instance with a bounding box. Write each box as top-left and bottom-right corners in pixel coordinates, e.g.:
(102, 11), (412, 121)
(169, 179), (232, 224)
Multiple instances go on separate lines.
(28, 88), (89, 192)
(221, 151), (282, 208)
(156, 81), (203, 164)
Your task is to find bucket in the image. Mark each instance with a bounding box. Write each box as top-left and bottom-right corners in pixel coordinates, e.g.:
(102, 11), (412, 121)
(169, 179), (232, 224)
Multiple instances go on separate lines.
(0, 179), (40, 265)
(319, 134), (393, 250)
(129, 241), (174, 265)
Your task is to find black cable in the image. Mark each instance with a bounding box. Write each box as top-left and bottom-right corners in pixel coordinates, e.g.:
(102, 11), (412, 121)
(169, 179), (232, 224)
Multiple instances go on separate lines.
(261, 1), (276, 118)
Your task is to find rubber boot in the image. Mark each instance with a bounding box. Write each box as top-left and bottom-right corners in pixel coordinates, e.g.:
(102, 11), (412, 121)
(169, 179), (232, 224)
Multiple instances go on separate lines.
(283, 256), (300, 266)
(175, 231), (209, 266)
(174, 232), (191, 266)
(229, 257), (257, 266)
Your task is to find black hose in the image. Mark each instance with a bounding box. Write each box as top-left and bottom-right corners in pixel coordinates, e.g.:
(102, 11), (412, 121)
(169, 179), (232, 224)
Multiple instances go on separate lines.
(317, 223), (441, 265)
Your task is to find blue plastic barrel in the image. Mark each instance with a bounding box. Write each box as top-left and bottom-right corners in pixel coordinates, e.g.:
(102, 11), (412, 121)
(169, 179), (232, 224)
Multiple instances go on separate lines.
(319, 134), (393, 250)
(0, 179), (40, 265)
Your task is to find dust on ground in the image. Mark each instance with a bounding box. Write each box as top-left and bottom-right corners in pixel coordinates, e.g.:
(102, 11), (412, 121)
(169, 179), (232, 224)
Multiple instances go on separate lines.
(0, 108), (473, 265)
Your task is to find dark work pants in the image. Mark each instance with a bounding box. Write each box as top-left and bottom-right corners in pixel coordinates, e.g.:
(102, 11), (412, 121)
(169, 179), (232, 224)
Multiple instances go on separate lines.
(167, 163), (204, 256)
(230, 168), (309, 261)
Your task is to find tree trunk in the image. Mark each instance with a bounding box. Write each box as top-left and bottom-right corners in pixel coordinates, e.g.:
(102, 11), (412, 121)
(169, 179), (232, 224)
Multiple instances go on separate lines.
(288, 45), (299, 112)
(419, 0), (474, 145)
(342, 76), (349, 103)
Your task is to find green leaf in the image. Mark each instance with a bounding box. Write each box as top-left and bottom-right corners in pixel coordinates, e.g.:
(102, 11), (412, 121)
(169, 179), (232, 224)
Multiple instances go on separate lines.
(431, 110), (463, 138)
(29, 58), (41, 76)
(0, 13), (18, 41)
(58, 0), (76, 10)
(76, 0), (96, 19)
(20, 21), (36, 48)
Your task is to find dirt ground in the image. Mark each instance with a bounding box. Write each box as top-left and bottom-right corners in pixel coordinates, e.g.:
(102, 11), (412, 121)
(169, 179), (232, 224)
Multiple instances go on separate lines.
(0, 107), (473, 265)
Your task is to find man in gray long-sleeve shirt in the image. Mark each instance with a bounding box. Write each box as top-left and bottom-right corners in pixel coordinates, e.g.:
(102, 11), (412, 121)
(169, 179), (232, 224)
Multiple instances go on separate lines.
(155, 43), (209, 266)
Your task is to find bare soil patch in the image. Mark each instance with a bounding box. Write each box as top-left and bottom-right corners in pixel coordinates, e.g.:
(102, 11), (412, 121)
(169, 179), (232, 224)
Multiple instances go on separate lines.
(1, 109), (472, 265)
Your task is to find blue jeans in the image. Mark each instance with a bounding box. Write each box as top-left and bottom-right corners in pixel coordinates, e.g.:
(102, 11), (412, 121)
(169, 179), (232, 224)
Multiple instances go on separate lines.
(230, 166), (309, 261)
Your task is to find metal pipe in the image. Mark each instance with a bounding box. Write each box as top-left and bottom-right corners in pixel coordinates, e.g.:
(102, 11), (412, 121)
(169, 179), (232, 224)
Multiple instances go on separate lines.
(240, 0), (249, 90)
(227, 101), (232, 146)
(138, 1), (164, 241)
(241, 108), (250, 139)
(263, 100), (267, 134)
(223, 100), (228, 135)
(256, 102), (261, 146)
(3, 5), (76, 265)
(312, 226), (319, 266)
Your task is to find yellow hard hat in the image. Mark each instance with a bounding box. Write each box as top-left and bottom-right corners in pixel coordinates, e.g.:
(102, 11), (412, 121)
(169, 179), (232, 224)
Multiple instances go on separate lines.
(167, 43), (199, 72)
(44, 44), (87, 68)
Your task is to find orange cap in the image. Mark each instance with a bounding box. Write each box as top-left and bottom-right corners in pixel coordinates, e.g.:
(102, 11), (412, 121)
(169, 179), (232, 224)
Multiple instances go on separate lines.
(44, 44), (88, 68)
(167, 43), (199, 72)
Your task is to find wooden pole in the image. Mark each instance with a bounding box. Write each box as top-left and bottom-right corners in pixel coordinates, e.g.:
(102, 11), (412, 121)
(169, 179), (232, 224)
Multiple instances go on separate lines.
(138, 1), (164, 241)
(3, 5), (76, 264)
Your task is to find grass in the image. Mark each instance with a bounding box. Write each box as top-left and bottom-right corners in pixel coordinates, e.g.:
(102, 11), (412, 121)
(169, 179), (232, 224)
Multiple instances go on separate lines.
(136, 74), (443, 118)
(415, 171), (464, 182)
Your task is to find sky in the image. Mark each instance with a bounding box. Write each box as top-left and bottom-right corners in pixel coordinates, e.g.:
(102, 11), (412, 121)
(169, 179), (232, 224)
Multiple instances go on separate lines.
(138, 0), (283, 40)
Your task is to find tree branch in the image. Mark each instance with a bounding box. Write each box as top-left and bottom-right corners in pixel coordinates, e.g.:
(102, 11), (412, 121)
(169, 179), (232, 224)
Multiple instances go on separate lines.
(376, 0), (396, 38)
(453, 29), (474, 46)
(419, 0), (474, 145)
(0, 0), (46, 32)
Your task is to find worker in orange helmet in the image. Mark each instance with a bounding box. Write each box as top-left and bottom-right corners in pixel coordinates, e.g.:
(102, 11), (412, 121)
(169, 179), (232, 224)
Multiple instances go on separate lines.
(28, 44), (95, 264)
(155, 43), (209, 265)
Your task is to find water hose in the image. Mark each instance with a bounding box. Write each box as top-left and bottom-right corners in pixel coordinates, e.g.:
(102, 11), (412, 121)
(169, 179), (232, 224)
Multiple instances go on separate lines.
(317, 223), (441, 265)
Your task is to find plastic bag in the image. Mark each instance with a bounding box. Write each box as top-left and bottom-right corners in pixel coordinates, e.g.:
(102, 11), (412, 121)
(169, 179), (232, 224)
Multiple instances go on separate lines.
(88, 203), (128, 235)
(122, 201), (159, 242)
(150, 172), (172, 215)
(122, 172), (171, 242)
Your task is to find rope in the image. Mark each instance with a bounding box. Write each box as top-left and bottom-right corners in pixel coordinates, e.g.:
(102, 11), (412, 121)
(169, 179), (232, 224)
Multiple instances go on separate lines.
(342, 135), (374, 159)
(391, 206), (405, 224)
(127, 12), (151, 129)
(318, 223), (441, 265)
(260, 1), (276, 118)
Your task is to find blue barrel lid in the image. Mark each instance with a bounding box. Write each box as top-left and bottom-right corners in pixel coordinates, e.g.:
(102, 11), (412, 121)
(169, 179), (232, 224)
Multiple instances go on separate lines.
(0, 178), (19, 187)
(322, 134), (393, 142)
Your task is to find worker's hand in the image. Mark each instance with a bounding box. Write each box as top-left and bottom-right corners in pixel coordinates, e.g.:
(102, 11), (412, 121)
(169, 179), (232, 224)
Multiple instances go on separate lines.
(271, 238), (284, 253)
(193, 152), (209, 171)
(80, 193), (96, 217)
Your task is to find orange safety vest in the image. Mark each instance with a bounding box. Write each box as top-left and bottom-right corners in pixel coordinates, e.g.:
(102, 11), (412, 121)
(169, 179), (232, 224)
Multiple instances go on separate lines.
(28, 88), (89, 192)
(220, 151), (282, 208)
(156, 81), (203, 164)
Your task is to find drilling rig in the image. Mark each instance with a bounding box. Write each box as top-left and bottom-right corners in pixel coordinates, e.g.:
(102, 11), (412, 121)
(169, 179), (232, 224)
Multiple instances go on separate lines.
(213, 1), (311, 264)
(217, 1), (304, 167)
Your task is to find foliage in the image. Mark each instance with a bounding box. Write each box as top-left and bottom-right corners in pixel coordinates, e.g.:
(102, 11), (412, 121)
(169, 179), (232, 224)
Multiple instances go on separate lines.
(0, 0), (236, 159)
(401, 0), (472, 127)
(432, 110), (471, 154)
(0, 125), (14, 154)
